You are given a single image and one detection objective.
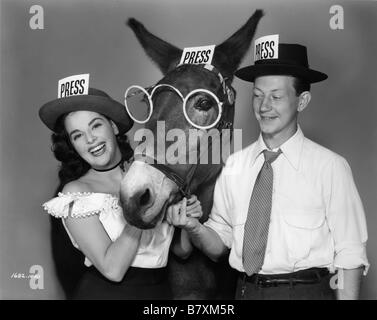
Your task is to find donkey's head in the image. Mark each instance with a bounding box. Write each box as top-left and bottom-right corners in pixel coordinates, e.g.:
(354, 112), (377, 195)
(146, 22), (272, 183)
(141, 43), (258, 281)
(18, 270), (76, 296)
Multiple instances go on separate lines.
(120, 10), (263, 229)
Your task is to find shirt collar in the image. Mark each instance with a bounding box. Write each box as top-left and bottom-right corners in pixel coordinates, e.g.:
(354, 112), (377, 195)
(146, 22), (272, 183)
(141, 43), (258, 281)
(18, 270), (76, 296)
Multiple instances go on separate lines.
(250, 126), (304, 170)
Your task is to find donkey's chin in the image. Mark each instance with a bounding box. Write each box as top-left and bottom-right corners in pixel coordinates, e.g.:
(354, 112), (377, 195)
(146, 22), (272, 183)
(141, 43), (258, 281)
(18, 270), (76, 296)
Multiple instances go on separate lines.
(125, 199), (170, 230)
(124, 211), (162, 230)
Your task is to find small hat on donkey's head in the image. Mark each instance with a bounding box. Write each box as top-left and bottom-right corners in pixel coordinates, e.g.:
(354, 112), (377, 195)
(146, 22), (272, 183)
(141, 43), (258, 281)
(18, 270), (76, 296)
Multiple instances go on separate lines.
(39, 74), (133, 134)
(235, 34), (328, 83)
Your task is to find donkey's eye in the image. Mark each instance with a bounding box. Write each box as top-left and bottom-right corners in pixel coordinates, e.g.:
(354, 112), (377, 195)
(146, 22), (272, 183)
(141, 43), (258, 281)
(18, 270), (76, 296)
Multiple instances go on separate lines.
(195, 99), (213, 111)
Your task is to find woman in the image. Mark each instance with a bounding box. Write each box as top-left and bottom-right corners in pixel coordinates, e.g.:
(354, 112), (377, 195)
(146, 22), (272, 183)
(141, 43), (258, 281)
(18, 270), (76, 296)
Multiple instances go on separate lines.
(39, 80), (202, 299)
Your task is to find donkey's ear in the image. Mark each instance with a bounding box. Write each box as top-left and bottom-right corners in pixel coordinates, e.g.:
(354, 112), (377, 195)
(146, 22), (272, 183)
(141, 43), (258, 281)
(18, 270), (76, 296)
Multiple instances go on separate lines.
(213, 10), (264, 79)
(127, 18), (182, 75)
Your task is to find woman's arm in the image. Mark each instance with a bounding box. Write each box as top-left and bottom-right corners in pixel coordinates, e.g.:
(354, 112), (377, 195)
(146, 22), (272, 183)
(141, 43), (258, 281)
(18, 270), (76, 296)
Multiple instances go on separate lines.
(166, 196), (228, 262)
(65, 216), (141, 282)
(170, 229), (193, 260)
(166, 196), (202, 259)
(63, 182), (142, 282)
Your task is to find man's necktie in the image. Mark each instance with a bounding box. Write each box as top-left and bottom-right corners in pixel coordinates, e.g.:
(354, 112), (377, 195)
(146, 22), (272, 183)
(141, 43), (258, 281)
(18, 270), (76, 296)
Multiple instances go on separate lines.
(243, 149), (282, 276)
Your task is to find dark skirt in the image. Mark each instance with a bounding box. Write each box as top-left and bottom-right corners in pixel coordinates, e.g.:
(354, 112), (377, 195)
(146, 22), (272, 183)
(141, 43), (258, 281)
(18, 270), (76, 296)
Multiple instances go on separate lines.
(73, 266), (172, 300)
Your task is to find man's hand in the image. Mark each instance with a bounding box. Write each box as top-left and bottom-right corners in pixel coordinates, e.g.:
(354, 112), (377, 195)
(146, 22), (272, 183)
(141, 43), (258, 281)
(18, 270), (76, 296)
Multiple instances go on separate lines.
(166, 196), (202, 232)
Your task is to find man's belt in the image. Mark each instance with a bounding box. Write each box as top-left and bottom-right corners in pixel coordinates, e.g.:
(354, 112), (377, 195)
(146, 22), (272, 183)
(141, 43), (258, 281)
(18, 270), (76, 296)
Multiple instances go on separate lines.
(240, 268), (330, 288)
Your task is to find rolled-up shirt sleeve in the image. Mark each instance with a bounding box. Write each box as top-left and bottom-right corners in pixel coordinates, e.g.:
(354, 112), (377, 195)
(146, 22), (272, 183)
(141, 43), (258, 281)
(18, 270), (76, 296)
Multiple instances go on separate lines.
(204, 164), (233, 249)
(324, 156), (369, 274)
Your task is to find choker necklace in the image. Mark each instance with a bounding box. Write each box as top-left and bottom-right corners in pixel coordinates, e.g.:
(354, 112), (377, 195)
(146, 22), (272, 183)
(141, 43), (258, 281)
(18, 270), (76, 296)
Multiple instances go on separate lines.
(92, 158), (124, 172)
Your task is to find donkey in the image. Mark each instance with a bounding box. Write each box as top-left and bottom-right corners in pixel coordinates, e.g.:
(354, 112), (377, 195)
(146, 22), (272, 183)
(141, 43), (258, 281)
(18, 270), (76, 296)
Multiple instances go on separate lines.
(121, 10), (263, 299)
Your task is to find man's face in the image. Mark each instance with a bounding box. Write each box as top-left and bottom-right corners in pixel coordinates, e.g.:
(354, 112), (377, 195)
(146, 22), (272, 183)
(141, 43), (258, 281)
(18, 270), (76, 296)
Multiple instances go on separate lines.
(252, 75), (300, 146)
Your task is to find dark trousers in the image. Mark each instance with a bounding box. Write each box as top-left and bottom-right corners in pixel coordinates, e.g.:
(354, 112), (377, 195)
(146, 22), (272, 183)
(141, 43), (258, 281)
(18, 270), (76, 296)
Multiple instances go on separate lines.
(73, 266), (172, 300)
(235, 269), (336, 300)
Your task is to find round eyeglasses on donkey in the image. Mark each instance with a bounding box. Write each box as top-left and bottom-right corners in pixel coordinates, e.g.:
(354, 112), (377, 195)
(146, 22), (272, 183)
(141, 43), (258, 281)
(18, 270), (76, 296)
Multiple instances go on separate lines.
(124, 64), (235, 131)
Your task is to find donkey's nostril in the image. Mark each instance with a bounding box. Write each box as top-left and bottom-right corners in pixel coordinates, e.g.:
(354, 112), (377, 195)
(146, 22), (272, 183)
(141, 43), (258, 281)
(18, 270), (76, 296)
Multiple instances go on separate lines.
(139, 189), (151, 207)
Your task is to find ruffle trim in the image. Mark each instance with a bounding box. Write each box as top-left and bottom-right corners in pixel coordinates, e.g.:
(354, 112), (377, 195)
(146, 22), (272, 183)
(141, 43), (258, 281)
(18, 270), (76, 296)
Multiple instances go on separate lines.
(42, 192), (120, 219)
(42, 204), (102, 219)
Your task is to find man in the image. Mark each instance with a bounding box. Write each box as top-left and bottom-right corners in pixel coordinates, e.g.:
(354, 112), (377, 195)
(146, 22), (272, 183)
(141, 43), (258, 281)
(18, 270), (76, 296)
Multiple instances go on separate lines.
(173, 35), (369, 300)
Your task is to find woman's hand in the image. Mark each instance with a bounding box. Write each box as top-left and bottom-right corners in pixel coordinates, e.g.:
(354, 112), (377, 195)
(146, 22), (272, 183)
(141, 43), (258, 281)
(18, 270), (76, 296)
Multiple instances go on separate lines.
(167, 195), (202, 259)
(166, 195), (202, 232)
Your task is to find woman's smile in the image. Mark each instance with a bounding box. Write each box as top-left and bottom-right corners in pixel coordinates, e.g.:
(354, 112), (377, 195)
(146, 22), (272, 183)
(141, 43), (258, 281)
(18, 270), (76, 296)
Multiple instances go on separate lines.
(88, 142), (107, 157)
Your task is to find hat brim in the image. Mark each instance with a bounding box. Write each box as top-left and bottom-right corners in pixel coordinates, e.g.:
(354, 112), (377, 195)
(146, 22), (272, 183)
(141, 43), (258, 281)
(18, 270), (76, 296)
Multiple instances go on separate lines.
(235, 64), (328, 83)
(39, 95), (133, 134)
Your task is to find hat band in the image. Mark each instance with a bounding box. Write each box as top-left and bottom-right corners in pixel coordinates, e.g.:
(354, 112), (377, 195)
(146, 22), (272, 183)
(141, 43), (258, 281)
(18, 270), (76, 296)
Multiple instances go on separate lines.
(255, 58), (309, 68)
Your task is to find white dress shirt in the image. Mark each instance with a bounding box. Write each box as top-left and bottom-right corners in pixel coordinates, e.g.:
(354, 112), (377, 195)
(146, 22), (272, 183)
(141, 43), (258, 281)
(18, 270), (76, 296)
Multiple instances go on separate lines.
(205, 127), (369, 275)
(43, 192), (174, 268)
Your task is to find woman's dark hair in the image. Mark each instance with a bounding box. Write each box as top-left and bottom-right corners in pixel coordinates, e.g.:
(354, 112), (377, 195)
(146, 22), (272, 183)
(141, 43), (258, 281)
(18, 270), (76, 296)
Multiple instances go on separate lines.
(52, 114), (134, 187)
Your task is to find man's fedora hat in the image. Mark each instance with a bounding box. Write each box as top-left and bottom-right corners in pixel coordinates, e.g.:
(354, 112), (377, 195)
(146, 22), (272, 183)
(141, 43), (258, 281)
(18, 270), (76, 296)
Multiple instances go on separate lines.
(235, 34), (328, 83)
(39, 74), (133, 134)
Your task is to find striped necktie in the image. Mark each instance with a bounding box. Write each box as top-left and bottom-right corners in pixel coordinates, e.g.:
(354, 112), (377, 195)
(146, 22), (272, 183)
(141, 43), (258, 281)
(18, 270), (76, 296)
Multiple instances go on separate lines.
(243, 149), (282, 276)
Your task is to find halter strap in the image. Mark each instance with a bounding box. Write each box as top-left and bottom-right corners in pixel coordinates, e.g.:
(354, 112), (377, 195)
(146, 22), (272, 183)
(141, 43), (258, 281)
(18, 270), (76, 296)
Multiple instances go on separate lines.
(176, 63), (235, 105)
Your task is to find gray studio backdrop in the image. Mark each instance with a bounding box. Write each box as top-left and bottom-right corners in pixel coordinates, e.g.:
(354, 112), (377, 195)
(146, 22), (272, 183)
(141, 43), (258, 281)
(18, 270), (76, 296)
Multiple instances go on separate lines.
(1, 0), (376, 299)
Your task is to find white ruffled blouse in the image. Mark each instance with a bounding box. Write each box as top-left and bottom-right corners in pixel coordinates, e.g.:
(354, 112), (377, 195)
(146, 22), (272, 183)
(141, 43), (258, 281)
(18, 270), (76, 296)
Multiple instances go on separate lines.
(43, 192), (174, 268)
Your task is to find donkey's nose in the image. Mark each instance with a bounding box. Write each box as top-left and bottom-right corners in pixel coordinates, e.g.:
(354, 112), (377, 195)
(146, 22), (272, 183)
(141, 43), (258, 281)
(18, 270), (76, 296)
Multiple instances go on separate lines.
(120, 186), (155, 229)
(137, 188), (152, 208)
(120, 185), (154, 213)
